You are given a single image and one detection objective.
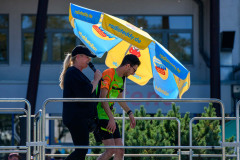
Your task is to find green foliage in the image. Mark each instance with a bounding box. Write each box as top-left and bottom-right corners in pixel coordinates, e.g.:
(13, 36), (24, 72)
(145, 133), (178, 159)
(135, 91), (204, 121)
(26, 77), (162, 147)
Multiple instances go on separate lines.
(89, 103), (234, 160)
(0, 115), (21, 159)
(192, 103), (221, 160)
(0, 115), (12, 146)
(124, 105), (173, 160)
(0, 115), (20, 146)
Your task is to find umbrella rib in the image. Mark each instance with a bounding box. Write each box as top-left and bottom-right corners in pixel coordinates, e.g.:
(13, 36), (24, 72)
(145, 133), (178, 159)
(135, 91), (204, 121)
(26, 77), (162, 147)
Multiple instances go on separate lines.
(124, 44), (132, 56)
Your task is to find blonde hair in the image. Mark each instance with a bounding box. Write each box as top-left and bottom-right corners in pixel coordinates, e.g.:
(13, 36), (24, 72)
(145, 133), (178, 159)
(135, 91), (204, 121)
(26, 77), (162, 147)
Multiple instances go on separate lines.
(59, 53), (77, 89)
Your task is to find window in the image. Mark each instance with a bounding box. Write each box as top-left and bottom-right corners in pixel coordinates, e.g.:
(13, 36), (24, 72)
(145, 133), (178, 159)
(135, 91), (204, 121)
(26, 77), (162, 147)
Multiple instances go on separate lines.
(0, 15), (9, 63)
(169, 33), (192, 62)
(167, 16), (192, 63)
(22, 15), (77, 63)
(92, 15), (193, 64)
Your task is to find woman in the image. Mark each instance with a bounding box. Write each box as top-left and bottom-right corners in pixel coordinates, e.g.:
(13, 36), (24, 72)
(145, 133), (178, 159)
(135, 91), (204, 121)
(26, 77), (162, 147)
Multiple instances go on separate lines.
(59, 45), (102, 160)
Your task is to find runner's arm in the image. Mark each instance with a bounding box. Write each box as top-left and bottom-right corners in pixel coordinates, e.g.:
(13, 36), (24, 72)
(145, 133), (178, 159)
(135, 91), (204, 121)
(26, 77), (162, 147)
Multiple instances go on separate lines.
(100, 88), (116, 133)
(117, 92), (136, 128)
(117, 92), (131, 112)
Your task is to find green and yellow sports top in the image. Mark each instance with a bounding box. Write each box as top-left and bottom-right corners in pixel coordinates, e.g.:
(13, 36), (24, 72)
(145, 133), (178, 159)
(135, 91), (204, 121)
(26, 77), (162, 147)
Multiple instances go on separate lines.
(97, 68), (124, 120)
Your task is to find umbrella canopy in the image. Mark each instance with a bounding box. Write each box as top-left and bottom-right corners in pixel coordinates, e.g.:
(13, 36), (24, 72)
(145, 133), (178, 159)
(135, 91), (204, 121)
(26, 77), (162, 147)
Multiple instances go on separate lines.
(69, 3), (190, 98)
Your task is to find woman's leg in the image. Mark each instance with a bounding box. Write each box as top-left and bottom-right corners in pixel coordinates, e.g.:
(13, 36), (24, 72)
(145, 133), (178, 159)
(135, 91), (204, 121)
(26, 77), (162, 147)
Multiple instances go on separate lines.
(65, 119), (89, 160)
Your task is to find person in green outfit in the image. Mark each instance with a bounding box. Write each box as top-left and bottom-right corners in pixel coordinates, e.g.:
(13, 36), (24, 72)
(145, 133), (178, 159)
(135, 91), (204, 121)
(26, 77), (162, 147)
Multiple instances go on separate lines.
(96, 54), (141, 160)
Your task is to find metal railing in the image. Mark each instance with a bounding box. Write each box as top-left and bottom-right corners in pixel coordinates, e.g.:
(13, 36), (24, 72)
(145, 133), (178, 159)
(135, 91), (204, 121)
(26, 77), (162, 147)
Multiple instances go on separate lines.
(42, 116), (181, 159)
(33, 109), (43, 160)
(236, 100), (240, 160)
(38, 98), (226, 160)
(189, 117), (237, 159)
(2, 98), (240, 159)
(0, 98), (31, 160)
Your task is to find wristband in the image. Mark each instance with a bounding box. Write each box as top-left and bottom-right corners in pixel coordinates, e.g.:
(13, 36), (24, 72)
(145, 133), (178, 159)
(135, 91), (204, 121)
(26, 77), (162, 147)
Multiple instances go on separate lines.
(127, 110), (132, 115)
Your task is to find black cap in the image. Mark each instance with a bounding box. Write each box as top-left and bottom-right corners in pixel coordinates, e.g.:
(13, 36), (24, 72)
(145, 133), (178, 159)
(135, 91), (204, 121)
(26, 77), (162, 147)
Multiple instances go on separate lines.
(71, 45), (96, 58)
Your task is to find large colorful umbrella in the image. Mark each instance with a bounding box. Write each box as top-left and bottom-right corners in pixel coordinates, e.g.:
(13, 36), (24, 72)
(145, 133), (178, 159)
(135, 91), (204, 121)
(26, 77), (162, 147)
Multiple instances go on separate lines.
(69, 3), (190, 98)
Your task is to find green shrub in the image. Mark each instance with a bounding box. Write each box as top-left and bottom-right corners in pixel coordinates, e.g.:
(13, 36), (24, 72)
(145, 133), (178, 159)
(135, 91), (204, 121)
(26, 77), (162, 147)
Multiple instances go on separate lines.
(89, 103), (234, 160)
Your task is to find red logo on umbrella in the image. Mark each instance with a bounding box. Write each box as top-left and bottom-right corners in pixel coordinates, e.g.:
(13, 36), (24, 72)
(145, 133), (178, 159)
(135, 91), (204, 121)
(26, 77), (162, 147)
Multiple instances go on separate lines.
(153, 56), (169, 80)
(155, 64), (166, 75)
(92, 24), (115, 40)
(93, 25), (107, 37)
(129, 46), (141, 57)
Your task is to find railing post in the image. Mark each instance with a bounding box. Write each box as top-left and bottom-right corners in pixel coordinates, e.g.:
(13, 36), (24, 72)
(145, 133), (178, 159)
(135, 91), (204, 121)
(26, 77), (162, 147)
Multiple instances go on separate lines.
(42, 100), (48, 160)
(236, 100), (240, 160)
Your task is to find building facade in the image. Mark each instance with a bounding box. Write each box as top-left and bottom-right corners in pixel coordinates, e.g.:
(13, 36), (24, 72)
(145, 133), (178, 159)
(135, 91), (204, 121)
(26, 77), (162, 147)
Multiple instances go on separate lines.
(0, 0), (239, 114)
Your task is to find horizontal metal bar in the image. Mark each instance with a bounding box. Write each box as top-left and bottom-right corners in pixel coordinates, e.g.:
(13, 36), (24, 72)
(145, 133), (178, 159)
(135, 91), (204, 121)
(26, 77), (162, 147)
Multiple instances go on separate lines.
(43, 98), (222, 104)
(0, 150), (27, 153)
(45, 153), (237, 157)
(221, 142), (240, 147)
(0, 98), (29, 103)
(192, 154), (237, 157)
(45, 145), (223, 149)
(0, 108), (27, 115)
(46, 153), (179, 157)
(0, 146), (28, 149)
(27, 142), (47, 146)
(192, 117), (236, 120)
(46, 116), (179, 120)
(179, 151), (192, 155)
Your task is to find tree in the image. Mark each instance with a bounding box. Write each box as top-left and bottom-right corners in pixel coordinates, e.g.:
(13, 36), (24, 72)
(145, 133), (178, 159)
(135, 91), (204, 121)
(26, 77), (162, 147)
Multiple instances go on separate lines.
(89, 103), (234, 160)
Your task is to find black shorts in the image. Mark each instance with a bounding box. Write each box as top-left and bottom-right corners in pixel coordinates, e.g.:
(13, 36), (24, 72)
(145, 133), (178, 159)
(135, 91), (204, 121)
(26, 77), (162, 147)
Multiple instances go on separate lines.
(97, 119), (121, 140)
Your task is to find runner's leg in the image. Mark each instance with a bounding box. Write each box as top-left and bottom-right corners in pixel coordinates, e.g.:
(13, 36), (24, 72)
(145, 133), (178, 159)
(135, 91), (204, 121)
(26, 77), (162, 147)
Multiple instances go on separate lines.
(113, 138), (124, 160)
(97, 138), (116, 160)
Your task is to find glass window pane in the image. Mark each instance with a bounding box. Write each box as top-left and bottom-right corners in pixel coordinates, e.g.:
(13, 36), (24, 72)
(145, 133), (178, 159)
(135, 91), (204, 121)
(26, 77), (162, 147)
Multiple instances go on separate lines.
(47, 15), (72, 29)
(23, 33), (48, 62)
(22, 15), (71, 29)
(52, 33), (76, 62)
(0, 15), (9, 28)
(136, 16), (148, 29)
(22, 15), (36, 29)
(0, 33), (7, 62)
(169, 16), (192, 29)
(169, 33), (192, 63)
(117, 16), (136, 25)
(150, 33), (163, 44)
(137, 16), (163, 29)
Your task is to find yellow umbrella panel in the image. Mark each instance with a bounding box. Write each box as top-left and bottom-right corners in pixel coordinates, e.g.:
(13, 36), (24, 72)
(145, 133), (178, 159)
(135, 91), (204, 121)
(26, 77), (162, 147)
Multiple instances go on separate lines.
(105, 40), (153, 86)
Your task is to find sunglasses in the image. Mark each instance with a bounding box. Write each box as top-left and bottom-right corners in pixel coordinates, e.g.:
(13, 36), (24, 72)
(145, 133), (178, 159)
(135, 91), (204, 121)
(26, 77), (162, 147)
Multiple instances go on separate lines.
(130, 66), (137, 73)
